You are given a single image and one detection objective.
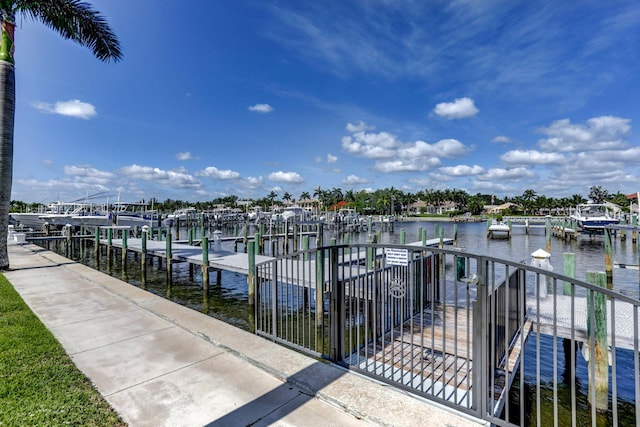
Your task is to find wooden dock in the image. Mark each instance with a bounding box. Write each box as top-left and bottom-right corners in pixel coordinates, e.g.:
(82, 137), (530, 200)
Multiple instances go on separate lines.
(101, 238), (273, 275)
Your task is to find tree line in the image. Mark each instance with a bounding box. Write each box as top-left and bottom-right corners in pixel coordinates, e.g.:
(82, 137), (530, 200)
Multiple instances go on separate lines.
(10, 185), (634, 217)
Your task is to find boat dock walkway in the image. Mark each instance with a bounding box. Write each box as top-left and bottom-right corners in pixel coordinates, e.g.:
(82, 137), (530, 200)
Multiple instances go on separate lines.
(100, 237), (454, 277)
(5, 242), (483, 427)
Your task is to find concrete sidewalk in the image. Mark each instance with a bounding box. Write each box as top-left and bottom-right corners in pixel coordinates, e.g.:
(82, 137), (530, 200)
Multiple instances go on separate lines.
(4, 243), (484, 427)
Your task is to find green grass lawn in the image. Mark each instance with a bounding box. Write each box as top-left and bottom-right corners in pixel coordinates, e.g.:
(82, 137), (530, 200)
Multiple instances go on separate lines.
(0, 274), (125, 426)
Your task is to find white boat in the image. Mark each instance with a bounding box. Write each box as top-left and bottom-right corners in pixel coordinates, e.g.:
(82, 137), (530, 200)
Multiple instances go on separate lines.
(166, 207), (197, 221)
(570, 203), (620, 232)
(113, 202), (159, 228)
(487, 219), (511, 238)
(11, 201), (80, 229)
(272, 206), (310, 222)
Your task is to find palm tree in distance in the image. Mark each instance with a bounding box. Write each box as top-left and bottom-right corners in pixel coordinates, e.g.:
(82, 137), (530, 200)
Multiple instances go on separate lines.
(0, 1), (122, 269)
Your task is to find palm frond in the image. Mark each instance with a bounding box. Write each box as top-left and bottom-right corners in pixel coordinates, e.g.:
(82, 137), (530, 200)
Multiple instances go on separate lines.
(17, 0), (122, 62)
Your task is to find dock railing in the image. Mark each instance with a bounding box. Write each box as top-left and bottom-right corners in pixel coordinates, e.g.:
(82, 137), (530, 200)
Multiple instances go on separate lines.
(254, 243), (640, 427)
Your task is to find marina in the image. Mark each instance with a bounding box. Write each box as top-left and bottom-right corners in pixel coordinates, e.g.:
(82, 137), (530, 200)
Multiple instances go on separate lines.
(12, 217), (640, 426)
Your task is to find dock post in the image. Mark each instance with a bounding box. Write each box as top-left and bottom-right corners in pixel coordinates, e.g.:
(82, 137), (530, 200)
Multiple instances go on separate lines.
(188, 227), (193, 245)
(400, 229), (406, 245)
(632, 214), (638, 244)
(562, 253), (575, 296)
(343, 233), (350, 253)
(141, 227), (147, 287)
(453, 224), (458, 246)
(604, 228), (613, 289)
(121, 228), (128, 271)
(202, 236), (209, 291)
(166, 231), (173, 280)
(247, 241), (255, 305)
(620, 217), (627, 241)
(439, 227), (444, 248)
(545, 217), (552, 253)
(65, 224), (72, 256)
(107, 227), (113, 265)
(586, 271), (608, 413)
(422, 228), (427, 246)
(94, 226), (100, 259)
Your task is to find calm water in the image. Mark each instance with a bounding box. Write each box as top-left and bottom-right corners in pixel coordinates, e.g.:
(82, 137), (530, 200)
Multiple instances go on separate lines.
(38, 220), (639, 426)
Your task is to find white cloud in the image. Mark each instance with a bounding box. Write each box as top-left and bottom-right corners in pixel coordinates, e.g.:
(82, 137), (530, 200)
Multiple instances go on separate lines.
(343, 174), (369, 185)
(537, 116), (631, 152)
(120, 164), (202, 189)
(176, 152), (192, 160)
(346, 121), (375, 132)
(439, 165), (485, 176)
(342, 125), (469, 173)
(327, 153), (338, 163)
(196, 166), (241, 180)
(433, 97), (479, 119)
(492, 136), (511, 143)
(248, 103), (274, 113)
(64, 165), (115, 185)
(32, 99), (97, 119)
(477, 167), (535, 181)
(500, 149), (565, 165)
(267, 171), (304, 183)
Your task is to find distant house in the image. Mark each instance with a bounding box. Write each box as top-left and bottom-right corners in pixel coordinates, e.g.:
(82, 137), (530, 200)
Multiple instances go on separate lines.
(408, 200), (457, 215)
(484, 203), (518, 215)
(626, 192), (639, 214)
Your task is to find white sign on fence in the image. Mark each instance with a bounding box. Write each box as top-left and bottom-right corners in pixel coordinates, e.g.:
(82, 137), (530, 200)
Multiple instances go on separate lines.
(385, 248), (409, 266)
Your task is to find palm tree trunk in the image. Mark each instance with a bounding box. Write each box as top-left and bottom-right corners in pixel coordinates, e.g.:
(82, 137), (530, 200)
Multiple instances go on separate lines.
(0, 59), (15, 270)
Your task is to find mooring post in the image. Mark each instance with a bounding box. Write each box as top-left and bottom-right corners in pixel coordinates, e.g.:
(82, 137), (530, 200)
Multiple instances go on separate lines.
(632, 214), (638, 244)
(247, 240), (255, 305)
(343, 233), (350, 254)
(545, 217), (552, 253)
(121, 228), (128, 268)
(202, 236), (209, 291)
(166, 230), (173, 279)
(563, 253), (575, 295)
(65, 224), (72, 255)
(141, 227), (147, 287)
(422, 228), (427, 246)
(400, 229), (406, 245)
(107, 227), (113, 259)
(243, 224), (249, 253)
(604, 228), (613, 289)
(94, 226), (100, 258)
(586, 271), (608, 413)
(439, 227), (444, 248)
(453, 224), (458, 246)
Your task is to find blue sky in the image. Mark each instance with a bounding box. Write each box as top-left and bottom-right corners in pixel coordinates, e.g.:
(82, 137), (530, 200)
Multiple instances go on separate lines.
(11, 0), (640, 204)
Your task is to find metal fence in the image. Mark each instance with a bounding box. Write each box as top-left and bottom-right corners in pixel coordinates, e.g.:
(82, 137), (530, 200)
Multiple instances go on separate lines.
(254, 243), (640, 427)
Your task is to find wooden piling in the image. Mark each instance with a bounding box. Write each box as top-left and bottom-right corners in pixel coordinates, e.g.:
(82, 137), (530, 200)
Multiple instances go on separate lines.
(141, 229), (147, 287)
(107, 227), (113, 264)
(562, 253), (575, 296)
(121, 228), (128, 269)
(545, 217), (552, 253)
(604, 228), (613, 289)
(585, 271), (608, 413)
(202, 236), (209, 291)
(453, 224), (458, 246)
(400, 229), (406, 245)
(166, 231), (173, 279)
(247, 241), (255, 305)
